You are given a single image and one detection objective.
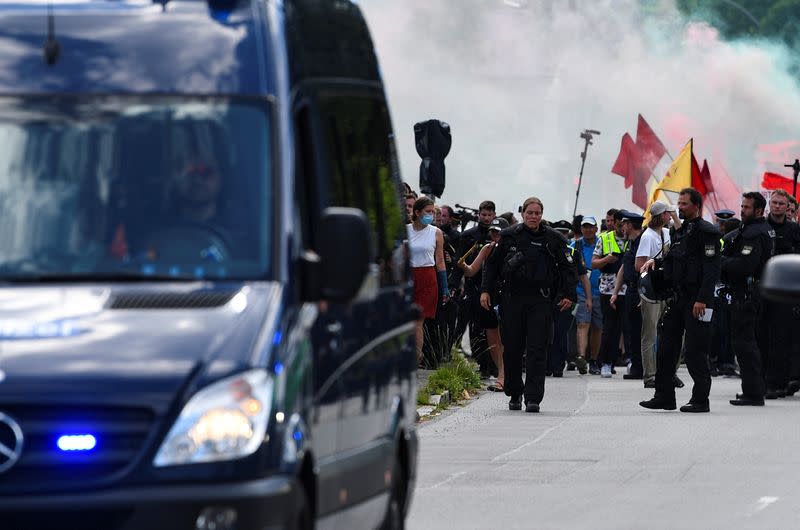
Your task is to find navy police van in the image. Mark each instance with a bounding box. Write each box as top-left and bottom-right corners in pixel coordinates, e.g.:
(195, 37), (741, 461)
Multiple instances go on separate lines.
(0, 0), (418, 528)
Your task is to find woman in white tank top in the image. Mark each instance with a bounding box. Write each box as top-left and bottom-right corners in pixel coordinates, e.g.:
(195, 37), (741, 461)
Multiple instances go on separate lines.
(407, 196), (449, 364)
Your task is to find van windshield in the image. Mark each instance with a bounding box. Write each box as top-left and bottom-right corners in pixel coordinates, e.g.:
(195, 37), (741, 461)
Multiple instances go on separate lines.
(0, 96), (273, 281)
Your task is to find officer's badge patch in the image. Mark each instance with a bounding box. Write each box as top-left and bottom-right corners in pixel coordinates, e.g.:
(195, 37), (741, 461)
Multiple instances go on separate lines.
(741, 246), (753, 255)
(565, 250), (573, 263)
(705, 245), (716, 257)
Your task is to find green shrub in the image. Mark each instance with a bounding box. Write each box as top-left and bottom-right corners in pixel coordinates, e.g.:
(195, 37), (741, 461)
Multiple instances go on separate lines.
(420, 355), (481, 402)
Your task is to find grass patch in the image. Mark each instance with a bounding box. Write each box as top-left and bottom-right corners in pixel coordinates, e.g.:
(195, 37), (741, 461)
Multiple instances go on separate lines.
(418, 354), (482, 408)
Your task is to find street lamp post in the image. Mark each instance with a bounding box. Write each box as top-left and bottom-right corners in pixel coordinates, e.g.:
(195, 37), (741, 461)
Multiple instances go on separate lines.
(573, 129), (600, 219)
(785, 158), (800, 197)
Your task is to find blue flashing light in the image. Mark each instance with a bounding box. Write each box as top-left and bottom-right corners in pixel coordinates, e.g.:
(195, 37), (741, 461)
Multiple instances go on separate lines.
(274, 361), (284, 375)
(57, 434), (97, 452)
(293, 430), (302, 442)
(272, 331), (282, 346)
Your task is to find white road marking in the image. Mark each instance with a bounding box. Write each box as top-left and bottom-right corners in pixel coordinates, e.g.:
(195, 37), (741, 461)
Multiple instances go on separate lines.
(421, 471), (467, 490)
(748, 496), (779, 516)
(491, 379), (592, 462)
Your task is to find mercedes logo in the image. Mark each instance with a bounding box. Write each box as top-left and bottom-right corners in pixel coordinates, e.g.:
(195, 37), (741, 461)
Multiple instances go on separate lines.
(0, 412), (23, 474)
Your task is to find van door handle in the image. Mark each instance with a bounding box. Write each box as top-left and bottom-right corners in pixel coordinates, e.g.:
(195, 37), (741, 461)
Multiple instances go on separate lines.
(326, 322), (343, 334)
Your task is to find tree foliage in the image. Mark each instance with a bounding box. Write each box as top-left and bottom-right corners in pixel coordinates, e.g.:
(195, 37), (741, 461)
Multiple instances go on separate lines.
(677, 0), (800, 45)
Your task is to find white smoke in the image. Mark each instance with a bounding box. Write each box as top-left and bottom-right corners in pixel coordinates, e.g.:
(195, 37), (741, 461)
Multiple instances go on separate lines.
(359, 0), (800, 219)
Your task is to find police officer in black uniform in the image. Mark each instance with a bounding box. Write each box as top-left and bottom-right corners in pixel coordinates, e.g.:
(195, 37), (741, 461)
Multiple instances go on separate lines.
(722, 192), (775, 406)
(455, 200), (497, 374)
(617, 211), (645, 380)
(481, 197), (578, 413)
(548, 219), (588, 377)
(763, 190), (800, 398)
(640, 188), (721, 413)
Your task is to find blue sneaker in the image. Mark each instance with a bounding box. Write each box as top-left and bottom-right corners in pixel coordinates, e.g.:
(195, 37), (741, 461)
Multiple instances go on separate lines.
(601, 364), (612, 378)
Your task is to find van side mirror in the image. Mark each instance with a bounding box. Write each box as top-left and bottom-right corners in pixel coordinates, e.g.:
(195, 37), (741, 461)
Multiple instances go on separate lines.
(761, 255), (800, 304)
(305, 207), (373, 303)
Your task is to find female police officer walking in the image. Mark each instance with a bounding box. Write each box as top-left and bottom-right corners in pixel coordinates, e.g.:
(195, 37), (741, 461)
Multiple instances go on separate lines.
(481, 197), (578, 412)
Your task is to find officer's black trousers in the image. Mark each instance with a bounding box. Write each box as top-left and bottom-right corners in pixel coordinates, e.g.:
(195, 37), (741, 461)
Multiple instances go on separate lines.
(548, 307), (574, 374)
(763, 301), (793, 391)
(730, 298), (765, 399)
(623, 289), (643, 375)
(501, 294), (552, 404)
(709, 295), (734, 367)
(654, 296), (712, 404)
(789, 307), (800, 383)
(599, 294), (622, 365)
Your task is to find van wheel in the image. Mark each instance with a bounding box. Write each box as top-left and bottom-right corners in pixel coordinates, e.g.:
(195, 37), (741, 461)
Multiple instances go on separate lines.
(380, 458), (406, 530)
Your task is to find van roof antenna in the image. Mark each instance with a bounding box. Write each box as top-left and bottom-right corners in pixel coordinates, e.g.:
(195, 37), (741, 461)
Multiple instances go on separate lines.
(43, 0), (60, 65)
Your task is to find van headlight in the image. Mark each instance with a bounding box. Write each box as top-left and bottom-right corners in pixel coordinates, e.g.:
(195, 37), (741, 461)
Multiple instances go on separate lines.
(154, 370), (273, 467)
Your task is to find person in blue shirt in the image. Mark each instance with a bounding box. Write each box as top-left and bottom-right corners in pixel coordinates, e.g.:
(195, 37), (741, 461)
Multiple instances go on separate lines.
(570, 216), (602, 374)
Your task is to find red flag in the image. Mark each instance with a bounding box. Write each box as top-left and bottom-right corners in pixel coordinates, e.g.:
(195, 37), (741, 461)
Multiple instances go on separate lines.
(690, 153), (707, 196)
(612, 116), (668, 210)
(762, 171), (799, 198)
(635, 115), (667, 167)
(700, 159), (714, 194)
(611, 133), (637, 189)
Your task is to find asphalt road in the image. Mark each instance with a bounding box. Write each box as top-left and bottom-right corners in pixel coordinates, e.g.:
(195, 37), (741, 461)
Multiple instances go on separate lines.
(408, 368), (800, 530)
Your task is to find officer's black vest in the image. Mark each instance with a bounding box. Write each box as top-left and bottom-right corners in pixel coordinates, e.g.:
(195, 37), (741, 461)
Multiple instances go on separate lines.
(501, 227), (558, 290)
(767, 216), (797, 256)
(664, 218), (714, 290)
(622, 235), (641, 286)
(723, 218), (774, 284)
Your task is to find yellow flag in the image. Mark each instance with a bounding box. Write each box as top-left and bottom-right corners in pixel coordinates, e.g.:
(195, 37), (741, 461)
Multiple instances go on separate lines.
(643, 139), (693, 224)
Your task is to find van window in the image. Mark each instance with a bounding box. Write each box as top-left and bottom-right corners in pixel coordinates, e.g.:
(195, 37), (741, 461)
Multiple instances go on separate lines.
(0, 96), (274, 280)
(318, 96), (406, 287)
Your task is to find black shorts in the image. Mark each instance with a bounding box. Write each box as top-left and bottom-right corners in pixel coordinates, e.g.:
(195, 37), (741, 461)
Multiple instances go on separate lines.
(476, 305), (499, 330)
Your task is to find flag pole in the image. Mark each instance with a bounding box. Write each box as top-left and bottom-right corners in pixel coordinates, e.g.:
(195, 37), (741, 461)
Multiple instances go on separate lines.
(572, 129), (600, 218)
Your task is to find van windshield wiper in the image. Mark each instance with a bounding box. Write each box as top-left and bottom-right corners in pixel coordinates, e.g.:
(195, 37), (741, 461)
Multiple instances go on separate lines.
(0, 271), (202, 283)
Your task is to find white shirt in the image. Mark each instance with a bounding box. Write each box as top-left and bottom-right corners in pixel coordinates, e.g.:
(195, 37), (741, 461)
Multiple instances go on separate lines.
(636, 227), (671, 260)
(407, 224), (438, 267)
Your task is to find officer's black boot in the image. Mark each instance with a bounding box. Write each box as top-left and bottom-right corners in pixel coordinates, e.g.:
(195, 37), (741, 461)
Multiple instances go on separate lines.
(639, 394), (677, 410)
(508, 395), (522, 411)
(765, 388), (786, 400)
(680, 401), (710, 413)
(524, 400), (540, 413)
(731, 394), (765, 406)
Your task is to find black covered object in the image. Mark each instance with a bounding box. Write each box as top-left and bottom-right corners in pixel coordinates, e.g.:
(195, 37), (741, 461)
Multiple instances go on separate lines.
(414, 119), (451, 197)
(639, 267), (669, 303)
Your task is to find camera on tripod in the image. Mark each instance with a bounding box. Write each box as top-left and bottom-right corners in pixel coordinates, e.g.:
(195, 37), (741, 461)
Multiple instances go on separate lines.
(453, 203), (479, 229)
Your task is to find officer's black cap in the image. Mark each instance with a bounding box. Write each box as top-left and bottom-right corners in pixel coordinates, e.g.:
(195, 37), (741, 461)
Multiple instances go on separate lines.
(715, 209), (735, 220)
(619, 210), (644, 230)
(619, 210), (645, 223)
(489, 217), (509, 231)
(551, 220), (572, 232)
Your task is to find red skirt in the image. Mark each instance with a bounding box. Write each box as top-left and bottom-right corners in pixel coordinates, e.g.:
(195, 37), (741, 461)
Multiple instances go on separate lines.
(412, 266), (438, 319)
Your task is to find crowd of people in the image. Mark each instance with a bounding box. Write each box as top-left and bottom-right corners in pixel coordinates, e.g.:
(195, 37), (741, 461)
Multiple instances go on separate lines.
(404, 181), (800, 413)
